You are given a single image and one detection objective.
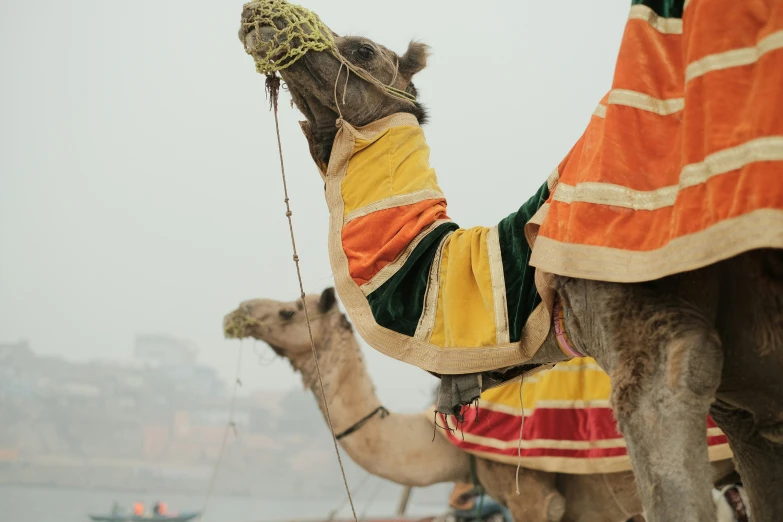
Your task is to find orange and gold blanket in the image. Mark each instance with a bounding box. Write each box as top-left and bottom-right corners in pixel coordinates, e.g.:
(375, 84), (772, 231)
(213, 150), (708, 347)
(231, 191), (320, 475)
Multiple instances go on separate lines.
(434, 358), (732, 474)
(528, 0), (783, 282)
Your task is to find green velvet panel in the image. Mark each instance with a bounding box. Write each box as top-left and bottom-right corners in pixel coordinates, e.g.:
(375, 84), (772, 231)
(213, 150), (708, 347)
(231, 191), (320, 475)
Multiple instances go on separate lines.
(497, 182), (550, 343)
(631, 0), (684, 18)
(367, 222), (459, 336)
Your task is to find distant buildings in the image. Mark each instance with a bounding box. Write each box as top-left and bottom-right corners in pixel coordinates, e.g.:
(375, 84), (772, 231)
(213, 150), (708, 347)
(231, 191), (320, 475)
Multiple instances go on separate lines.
(133, 334), (198, 367)
(0, 337), (362, 499)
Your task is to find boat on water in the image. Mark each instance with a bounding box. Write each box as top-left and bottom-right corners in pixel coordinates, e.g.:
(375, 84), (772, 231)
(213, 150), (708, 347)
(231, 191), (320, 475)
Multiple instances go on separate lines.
(87, 513), (200, 522)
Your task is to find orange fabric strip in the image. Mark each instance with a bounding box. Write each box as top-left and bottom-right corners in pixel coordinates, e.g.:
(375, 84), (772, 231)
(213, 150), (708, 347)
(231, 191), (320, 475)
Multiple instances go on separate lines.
(683, 50), (783, 165)
(342, 199), (448, 286)
(613, 20), (683, 98)
(544, 160), (783, 251)
(683, 0), (783, 65)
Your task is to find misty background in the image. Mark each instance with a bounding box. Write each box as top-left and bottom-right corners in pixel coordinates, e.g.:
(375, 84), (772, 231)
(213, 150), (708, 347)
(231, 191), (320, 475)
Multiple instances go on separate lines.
(0, 0), (627, 520)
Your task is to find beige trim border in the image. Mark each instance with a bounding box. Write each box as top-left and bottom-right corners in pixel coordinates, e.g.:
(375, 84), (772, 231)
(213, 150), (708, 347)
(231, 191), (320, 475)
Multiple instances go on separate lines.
(325, 114), (544, 374)
(428, 408), (733, 474)
(686, 29), (783, 83)
(530, 208), (783, 283)
(414, 229), (453, 341)
(681, 136), (783, 188)
(463, 450), (634, 474)
(628, 4), (683, 35)
(487, 226), (510, 344)
(478, 398), (612, 418)
(359, 218), (452, 296)
(343, 189), (445, 225)
(454, 444), (732, 474)
(592, 104), (607, 119)
(552, 136), (783, 211)
(546, 168), (560, 190)
(607, 89), (684, 115)
(554, 181), (679, 211)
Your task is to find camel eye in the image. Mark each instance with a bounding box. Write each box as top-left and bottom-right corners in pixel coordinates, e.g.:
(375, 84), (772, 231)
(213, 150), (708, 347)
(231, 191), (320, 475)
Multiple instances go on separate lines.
(279, 310), (295, 320)
(355, 44), (375, 61)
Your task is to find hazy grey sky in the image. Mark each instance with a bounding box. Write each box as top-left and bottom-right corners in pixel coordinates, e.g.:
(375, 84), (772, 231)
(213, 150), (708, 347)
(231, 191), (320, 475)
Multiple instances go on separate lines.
(0, 1), (627, 411)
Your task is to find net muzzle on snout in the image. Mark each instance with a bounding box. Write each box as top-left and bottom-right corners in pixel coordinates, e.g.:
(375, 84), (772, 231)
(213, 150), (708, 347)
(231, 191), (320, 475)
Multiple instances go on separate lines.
(241, 0), (335, 75)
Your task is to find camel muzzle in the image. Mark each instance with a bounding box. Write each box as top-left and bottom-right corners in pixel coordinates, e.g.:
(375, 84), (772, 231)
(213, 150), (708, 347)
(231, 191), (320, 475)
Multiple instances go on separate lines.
(239, 0), (335, 75)
(223, 310), (259, 339)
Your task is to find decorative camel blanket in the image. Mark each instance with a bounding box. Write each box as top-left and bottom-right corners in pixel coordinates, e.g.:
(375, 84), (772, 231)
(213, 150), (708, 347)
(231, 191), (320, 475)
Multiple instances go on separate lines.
(432, 358), (733, 474)
(526, 0), (783, 282)
(320, 0), (783, 378)
(324, 115), (550, 375)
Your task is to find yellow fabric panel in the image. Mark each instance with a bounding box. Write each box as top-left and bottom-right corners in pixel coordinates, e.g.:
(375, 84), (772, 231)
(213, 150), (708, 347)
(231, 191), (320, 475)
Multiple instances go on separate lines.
(341, 126), (444, 215)
(429, 227), (498, 348)
(482, 358), (612, 410)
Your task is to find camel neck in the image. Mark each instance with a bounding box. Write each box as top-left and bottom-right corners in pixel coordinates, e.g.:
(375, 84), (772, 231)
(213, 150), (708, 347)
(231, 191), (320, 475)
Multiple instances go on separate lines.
(299, 316), (380, 435)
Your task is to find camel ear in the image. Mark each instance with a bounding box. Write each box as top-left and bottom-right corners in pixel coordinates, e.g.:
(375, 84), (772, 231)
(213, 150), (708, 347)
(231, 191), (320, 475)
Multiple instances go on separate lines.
(399, 41), (430, 80)
(318, 287), (337, 313)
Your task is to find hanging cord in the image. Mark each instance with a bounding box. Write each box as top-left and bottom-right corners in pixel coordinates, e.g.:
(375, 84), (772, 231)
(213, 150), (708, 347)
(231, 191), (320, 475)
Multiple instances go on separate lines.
(327, 472), (374, 521)
(266, 73), (359, 522)
(359, 477), (387, 522)
(200, 342), (244, 519)
(468, 456), (487, 521)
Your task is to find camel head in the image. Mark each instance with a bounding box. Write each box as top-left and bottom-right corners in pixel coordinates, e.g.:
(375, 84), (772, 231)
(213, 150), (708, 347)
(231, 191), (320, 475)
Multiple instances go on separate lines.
(239, 0), (429, 166)
(223, 287), (348, 367)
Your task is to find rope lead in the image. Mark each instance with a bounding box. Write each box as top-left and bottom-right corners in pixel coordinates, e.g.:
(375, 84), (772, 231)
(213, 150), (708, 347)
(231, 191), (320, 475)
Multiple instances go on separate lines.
(266, 72), (359, 522)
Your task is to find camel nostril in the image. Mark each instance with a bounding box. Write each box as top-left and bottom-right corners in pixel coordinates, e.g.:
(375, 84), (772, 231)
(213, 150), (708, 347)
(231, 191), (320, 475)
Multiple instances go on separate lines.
(257, 25), (277, 42)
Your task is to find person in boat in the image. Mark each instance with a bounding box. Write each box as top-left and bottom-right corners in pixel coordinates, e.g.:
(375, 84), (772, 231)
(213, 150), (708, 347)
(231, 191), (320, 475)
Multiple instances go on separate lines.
(133, 502), (144, 516)
(448, 482), (511, 522)
(153, 501), (168, 516)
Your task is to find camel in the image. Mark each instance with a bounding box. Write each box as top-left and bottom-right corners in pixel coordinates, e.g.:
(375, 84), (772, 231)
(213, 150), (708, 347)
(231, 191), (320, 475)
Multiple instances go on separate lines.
(224, 288), (740, 522)
(237, 2), (783, 521)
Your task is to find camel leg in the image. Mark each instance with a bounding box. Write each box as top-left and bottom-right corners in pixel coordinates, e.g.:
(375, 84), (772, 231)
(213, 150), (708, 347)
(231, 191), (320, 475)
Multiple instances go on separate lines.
(710, 401), (783, 521)
(613, 331), (722, 521)
(474, 458), (565, 522)
(560, 279), (723, 522)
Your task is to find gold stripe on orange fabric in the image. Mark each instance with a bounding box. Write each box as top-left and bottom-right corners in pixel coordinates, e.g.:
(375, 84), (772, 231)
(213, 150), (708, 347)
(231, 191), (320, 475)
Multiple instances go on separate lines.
(607, 89), (684, 115)
(553, 137), (783, 210)
(686, 30), (783, 83)
(359, 218), (453, 296)
(628, 4), (683, 35)
(530, 209), (783, 283)
(343, 189), (445, 225)
(546, 168), (560, 190)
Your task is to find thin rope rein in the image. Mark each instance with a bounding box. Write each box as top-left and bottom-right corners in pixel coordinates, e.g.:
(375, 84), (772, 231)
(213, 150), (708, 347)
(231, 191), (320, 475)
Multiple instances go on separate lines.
(267, 74), (359, 522)
(200, 342), (244, 519)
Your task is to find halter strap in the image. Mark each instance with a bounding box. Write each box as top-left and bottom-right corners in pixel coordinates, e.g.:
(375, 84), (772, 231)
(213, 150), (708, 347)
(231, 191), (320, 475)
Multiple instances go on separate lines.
(334, 406), (389, 440)
(553, 296), (584, 358)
